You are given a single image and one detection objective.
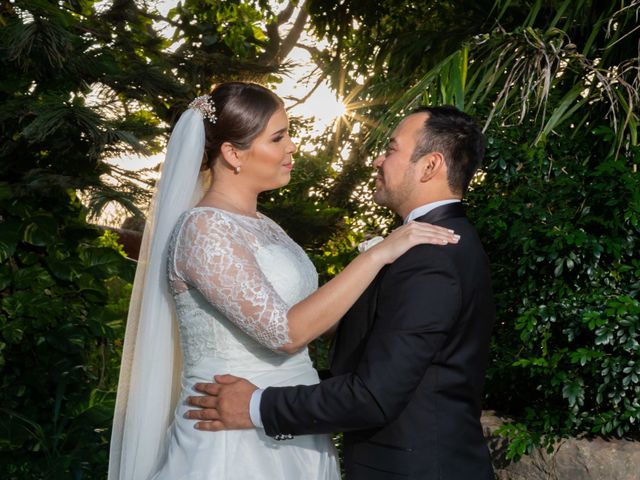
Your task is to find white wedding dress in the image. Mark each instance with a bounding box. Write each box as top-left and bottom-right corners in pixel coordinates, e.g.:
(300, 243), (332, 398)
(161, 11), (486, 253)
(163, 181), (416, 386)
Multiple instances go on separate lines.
(150, 206), (340, 480)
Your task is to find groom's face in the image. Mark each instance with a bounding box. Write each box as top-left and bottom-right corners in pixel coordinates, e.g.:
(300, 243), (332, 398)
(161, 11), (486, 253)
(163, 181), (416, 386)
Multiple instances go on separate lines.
(372, 113), (427, 216)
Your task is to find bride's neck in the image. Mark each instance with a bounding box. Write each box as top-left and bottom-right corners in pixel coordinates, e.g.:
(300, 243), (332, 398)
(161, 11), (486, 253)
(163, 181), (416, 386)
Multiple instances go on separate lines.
(199, 179), (258, 217)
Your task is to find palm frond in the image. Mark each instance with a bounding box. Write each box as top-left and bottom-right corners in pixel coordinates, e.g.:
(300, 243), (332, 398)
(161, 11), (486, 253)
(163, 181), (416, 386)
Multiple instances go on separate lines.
(368, 1), (640, 153)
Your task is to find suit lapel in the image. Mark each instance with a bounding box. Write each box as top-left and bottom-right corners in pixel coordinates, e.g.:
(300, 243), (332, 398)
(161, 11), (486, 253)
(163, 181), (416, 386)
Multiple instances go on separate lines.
(330, 267), (387, 375)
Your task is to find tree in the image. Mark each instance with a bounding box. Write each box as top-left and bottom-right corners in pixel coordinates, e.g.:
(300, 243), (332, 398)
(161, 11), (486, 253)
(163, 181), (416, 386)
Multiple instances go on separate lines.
(0, 0), (171, 474)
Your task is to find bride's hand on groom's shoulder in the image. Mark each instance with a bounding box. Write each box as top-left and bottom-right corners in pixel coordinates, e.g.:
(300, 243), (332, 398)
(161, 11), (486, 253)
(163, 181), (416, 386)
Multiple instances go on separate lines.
(185, 374), (257, 431)
(364, 221), (460, 265)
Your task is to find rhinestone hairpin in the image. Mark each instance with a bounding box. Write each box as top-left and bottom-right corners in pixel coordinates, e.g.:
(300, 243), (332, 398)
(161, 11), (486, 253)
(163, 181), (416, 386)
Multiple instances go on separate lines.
(189, 95), (218, 124)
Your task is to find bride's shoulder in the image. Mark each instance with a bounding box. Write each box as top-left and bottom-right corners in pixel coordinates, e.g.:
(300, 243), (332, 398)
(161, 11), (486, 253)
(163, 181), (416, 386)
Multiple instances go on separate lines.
(174, 207), (236, 238)
(183, 206), (224, 220)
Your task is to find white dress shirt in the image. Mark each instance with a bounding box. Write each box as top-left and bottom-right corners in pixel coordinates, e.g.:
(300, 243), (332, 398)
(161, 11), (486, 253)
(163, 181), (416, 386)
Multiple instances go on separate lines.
(403, 199), (460, 223)
(249, 388), (264, 427)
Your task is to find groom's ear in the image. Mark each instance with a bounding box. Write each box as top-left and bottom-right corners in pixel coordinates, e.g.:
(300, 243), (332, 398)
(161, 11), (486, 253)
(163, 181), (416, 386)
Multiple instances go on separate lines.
(419, 152), (445, 183)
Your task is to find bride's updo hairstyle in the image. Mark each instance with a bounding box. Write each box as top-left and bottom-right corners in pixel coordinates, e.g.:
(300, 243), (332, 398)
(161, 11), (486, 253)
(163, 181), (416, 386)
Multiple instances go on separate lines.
(200, 82), (284, 170)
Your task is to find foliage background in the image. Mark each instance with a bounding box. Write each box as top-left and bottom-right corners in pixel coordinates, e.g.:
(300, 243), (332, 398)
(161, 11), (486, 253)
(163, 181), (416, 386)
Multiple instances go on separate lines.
(0, 0), (638, 477)
(305, 0), (640, 460)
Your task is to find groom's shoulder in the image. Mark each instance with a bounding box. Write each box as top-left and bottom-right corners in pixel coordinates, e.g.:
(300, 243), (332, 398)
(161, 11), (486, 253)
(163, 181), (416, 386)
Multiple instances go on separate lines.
(383, 242), (457, 280)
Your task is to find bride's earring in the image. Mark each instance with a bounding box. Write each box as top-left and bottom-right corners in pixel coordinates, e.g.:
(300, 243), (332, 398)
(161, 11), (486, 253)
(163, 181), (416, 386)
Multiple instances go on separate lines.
(234, 166), (241, 175)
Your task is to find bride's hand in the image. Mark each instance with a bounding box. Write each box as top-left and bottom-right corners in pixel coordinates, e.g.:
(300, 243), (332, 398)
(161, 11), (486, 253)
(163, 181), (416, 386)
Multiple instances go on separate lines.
(365, 222), (460, 265)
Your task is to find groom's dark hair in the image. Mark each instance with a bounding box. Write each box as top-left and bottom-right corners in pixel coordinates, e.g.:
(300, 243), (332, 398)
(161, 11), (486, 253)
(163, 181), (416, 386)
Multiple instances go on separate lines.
(410, 105), (485, 195)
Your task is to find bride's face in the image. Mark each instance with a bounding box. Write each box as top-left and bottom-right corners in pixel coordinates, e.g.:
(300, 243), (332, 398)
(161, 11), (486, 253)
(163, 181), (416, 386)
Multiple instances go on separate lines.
(239, 108), (297, 192)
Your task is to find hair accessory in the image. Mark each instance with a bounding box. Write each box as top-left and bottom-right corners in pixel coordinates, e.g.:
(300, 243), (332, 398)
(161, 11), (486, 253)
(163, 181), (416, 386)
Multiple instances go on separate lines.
(189, 95), (218, 124)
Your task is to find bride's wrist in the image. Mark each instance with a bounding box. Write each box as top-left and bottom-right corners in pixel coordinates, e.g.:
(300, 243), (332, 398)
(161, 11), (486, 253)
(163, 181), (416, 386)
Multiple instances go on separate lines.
(358, 245), (387, 268)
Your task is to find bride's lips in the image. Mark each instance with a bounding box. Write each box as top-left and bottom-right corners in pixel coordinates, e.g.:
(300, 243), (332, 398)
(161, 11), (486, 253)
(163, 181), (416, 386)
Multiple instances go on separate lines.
(283, 161), (293, 171)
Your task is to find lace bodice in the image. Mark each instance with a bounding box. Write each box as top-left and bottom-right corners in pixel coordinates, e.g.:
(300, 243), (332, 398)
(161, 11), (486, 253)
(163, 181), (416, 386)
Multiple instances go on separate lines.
(166, 207), (318, 366)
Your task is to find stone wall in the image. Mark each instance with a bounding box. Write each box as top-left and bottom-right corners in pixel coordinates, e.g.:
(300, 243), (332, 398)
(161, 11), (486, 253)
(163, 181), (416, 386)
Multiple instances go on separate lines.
(481, 412), (640, 480)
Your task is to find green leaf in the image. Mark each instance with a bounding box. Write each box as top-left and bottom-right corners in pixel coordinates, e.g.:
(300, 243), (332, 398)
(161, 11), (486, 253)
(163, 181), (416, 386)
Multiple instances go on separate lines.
(562, 378), (585, 408)
(22, 215), (58, 247)
(0, 219), (21, 262)
(0, 182), (12, 200)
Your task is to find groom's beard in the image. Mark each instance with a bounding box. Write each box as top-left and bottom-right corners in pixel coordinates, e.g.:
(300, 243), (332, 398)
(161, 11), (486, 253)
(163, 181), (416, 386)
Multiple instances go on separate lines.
(373, 166), (415, 215)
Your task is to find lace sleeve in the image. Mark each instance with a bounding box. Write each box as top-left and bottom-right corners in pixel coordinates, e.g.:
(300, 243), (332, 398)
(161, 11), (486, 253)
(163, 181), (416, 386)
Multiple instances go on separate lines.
(172, 210), (291, 351)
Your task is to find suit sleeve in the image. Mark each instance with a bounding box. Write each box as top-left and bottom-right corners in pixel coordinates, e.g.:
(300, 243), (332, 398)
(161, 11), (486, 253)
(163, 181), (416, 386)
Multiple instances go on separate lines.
(260, 246), (461, 436)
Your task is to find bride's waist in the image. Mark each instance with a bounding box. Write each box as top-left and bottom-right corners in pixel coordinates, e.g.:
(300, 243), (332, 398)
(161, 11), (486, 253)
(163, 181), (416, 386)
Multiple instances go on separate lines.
(181, 349), (318, 386)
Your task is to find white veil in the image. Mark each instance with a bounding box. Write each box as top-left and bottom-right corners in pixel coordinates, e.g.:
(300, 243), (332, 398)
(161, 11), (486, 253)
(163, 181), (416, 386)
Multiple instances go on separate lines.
(108, 108), (210, 480)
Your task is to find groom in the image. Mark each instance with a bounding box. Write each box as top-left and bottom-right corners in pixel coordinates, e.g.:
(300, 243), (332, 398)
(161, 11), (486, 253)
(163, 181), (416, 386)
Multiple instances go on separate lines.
(187, 106), (496, 479)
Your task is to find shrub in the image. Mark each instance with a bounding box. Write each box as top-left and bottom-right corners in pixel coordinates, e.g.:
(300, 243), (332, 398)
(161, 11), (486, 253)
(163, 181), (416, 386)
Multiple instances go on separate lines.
(0, 183), (134, 479)
(467, 122), (640, 459)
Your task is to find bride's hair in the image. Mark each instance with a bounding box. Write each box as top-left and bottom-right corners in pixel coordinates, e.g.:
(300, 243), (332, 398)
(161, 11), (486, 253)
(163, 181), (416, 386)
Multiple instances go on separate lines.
(201, 82), (284, 170)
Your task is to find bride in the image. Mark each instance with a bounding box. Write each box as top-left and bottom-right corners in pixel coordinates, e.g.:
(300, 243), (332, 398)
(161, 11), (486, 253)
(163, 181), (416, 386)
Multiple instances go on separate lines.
(108, 82), (458, 479)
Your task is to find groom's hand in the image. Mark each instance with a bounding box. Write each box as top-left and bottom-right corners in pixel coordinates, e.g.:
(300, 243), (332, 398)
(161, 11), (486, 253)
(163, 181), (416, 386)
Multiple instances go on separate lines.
(186, 374), (257, 431)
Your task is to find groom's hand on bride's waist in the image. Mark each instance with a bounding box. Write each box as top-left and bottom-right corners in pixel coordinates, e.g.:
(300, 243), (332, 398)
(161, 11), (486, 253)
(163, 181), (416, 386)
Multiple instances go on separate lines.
(185, 374), (257, 431)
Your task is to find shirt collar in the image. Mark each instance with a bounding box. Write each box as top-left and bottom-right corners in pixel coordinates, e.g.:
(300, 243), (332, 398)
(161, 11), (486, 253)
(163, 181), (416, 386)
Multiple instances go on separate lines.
(403, 199), (461, 224)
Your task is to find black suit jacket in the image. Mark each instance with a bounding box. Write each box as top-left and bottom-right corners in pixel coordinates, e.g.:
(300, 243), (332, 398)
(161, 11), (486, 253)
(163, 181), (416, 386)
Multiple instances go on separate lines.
(261, 203), (496, 479)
